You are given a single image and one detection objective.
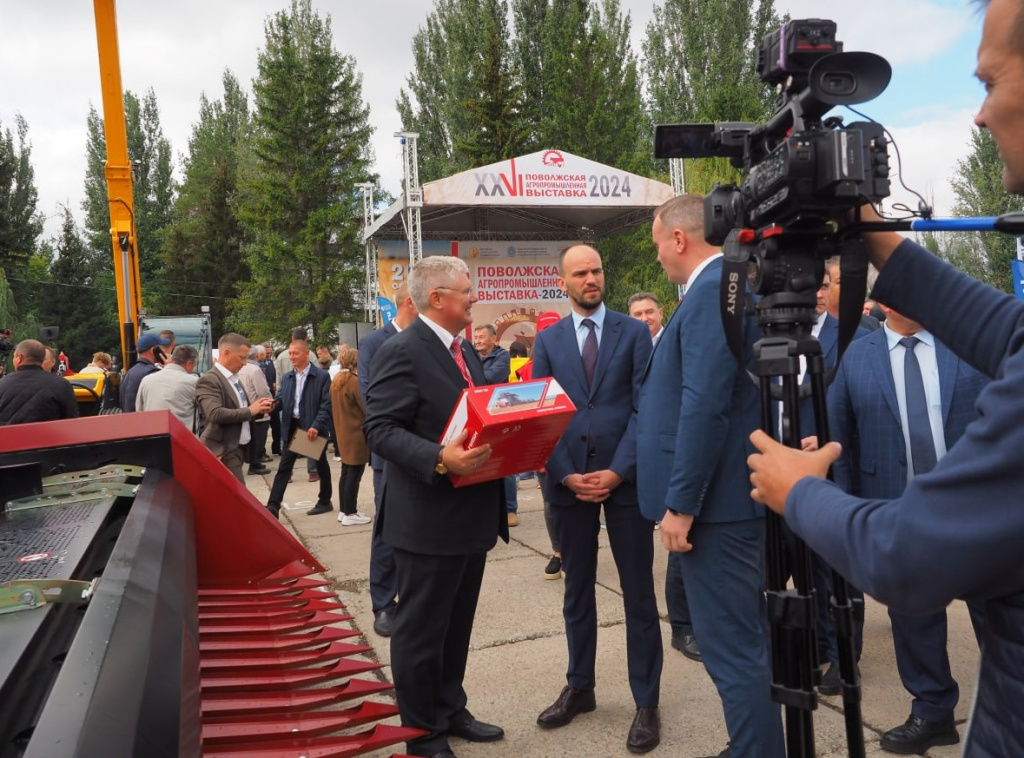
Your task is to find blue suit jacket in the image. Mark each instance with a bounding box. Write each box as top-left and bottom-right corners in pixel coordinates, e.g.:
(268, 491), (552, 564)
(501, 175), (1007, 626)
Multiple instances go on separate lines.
(636, 257), (761, 523)
(828, 327), (988, 500)
(276, 363), (333, 447)
(532, 309), (651, 507)
(359, 321), (399, 471)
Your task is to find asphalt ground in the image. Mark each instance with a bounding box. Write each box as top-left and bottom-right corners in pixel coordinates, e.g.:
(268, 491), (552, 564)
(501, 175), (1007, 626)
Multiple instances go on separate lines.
(244, 464), (978, 758)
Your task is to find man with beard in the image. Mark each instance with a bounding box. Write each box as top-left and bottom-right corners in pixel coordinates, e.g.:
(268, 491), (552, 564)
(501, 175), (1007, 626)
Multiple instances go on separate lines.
(532, 245), (662, 754)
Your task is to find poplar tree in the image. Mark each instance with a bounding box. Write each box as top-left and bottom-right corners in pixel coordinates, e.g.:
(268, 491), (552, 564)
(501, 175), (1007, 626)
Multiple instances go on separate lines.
(398, 0), (525, 181)
(159, 71), (250, 337)
(0, 115), (43, 276)
(233, 0), (375, 342)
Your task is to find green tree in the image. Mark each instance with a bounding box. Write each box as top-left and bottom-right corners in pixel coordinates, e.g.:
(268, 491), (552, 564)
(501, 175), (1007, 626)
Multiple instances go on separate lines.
(159, 71), (250, 338)
(944, 127), (1022, 292)
(35, 207), (118, 369)
(81, 89), (176, 300)
(398, 0), (526, 181)
(0, 115), (44, 277)
(641, 0), (780, 192)
(233, 0), (375, 342)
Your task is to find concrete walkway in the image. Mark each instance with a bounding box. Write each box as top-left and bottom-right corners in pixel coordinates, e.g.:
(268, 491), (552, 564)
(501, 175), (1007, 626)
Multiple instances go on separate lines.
(244, 466), (978, 758)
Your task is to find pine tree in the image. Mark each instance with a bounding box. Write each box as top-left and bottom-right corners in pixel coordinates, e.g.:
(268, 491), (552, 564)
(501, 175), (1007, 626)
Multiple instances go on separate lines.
(159, 71), (250, 338)
(233, 0), (376, 342)
(36, 207), (119, 369)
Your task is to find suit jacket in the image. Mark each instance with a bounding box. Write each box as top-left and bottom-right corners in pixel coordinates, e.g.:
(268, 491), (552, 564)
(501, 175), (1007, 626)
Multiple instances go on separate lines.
(195, 368), (251, 457)
(532, 309), (651, 507)
(363, 317), (508, 555)
(358, 321), (398, 471)
(276, 363), (333, 447)
(636, 257), (761, 523)
(828, 327), (988, 500)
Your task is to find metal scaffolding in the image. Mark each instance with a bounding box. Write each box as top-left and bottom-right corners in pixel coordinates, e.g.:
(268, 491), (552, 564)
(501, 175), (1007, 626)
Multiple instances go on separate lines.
(355, 182), (377, 325)
(396, 131), (423, 264)
(669, 158), (686, 196)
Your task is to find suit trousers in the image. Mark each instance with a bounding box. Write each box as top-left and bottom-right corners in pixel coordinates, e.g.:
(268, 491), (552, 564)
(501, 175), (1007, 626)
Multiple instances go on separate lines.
(552, 499), (662, 707)
(249, 420), (269, 464)
(391, 547), (486, 756)
(369, 466), (397, 613)
(665, 551), (693, 637)
(267, 445), (332, 508)
(889, 601), (988, 723)
(679, 518), (784, 758)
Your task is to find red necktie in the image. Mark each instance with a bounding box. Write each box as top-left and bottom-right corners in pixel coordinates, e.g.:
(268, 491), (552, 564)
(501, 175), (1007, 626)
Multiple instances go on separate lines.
(450, 338), (474, 386)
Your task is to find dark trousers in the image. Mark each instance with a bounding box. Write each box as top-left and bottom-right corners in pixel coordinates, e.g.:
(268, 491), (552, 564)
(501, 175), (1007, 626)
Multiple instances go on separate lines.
(552, 500), (662, 707)
(665, 551), (693, 637)
(392, 547), (486, 756)
(267, 445), (332, 509)
(269, 407), (282, 454)
(679, 518), (784, 758)
(890, 600), (986, 722)
(248, 421), (269, 467)
(339, 462), (366, 515)
(369, 466), (397, 613)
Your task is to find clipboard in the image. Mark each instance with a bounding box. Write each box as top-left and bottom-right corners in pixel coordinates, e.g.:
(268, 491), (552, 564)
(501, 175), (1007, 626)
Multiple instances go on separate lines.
(289, 428), (328, 459)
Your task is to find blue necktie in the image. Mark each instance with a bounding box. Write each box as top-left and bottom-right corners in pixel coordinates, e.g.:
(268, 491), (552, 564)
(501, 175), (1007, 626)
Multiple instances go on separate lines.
(900, 337), (937, 476)
(581, 318), (598, 387)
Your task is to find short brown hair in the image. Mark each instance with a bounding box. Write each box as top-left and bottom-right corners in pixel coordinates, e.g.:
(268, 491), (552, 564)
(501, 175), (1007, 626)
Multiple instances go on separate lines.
(654, 194), (704, 234)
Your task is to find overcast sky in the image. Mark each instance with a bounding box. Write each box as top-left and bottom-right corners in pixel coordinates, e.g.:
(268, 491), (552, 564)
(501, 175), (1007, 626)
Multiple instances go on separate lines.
(0, 0), (984, 243)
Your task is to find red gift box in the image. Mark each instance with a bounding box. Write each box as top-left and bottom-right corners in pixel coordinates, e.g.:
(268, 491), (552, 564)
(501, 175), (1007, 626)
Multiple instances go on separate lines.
(439, 378), (576, 487)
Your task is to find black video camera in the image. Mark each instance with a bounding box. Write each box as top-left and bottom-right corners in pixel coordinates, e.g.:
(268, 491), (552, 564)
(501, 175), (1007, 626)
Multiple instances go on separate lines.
(655, 19), (893, 264)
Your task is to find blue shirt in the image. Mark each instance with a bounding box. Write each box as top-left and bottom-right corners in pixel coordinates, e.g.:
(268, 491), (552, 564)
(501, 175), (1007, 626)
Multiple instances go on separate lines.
(570, 303), (606, 355)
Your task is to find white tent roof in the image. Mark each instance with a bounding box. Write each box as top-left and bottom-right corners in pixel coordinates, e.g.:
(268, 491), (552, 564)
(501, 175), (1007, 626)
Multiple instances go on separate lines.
(364, 150), (674, 242)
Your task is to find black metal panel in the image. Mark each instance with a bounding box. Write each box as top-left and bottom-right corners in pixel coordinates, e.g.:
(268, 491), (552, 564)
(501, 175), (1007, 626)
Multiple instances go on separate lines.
(23, 472), (200, 758)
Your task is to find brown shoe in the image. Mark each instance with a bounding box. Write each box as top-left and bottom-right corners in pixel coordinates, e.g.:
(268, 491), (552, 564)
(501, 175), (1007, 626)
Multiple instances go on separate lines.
(308, 474), (320, 482)
(627, 707), (660, 754)
(537, 686), (596, 729)
(507, 512), (519, 527)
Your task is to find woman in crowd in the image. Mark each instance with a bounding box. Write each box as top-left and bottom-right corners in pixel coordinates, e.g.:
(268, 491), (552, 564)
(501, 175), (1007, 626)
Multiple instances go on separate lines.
(330, 348), (371, 526)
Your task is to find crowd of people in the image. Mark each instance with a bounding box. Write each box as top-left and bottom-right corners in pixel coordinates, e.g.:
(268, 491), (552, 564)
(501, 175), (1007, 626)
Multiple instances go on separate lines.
(1, 2), (1021, 754)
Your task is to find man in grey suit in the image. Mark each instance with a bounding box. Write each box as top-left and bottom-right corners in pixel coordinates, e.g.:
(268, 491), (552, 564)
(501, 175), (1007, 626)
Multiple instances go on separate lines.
(826, 304), (987, 753)
(195, 333), (274, 483)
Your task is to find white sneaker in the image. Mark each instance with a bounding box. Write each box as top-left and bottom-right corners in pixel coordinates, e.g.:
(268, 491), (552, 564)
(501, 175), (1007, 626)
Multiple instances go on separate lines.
(333, 455), (341, 462)
(339, 512), (371, 525)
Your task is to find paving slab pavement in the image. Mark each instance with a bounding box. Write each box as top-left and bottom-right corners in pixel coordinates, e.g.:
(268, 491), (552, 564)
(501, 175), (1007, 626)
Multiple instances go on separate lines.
(243, 464), (978, 758)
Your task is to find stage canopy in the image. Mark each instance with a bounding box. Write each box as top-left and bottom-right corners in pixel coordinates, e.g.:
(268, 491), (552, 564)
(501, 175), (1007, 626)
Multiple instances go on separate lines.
(364, 150), (674, 243)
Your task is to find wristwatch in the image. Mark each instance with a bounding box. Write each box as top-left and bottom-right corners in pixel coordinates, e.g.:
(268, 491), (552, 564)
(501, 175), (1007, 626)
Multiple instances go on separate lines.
(434, 447), (449, 475)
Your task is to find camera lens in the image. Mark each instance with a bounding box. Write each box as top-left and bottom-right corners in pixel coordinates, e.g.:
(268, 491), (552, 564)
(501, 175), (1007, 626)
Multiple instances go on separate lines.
(820, 72), (856, 96)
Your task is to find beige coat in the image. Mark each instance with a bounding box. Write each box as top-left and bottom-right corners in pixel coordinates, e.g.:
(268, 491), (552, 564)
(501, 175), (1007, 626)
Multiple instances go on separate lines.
(330, 370), (368, 465)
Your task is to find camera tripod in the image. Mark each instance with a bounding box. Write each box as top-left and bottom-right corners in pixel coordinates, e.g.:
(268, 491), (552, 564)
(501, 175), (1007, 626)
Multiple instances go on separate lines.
(752, 286), (865, 758)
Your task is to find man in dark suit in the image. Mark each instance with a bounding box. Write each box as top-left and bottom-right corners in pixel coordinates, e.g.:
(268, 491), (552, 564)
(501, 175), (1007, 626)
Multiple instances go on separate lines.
(825, 303), (987, 753)
(195, 333), (274, 483)
(0, 339), (78, 424)
(825, 257), (880, 332)
(531, 245), (662, 755)
(363, 255), (508, 758)
(639, 195), (783, 758)
(358, 284), (418, 638)
(265, 337), (334, 518)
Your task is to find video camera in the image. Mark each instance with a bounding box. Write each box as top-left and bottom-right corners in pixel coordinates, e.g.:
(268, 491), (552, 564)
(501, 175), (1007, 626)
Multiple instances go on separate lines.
(655, 19), (892, 296)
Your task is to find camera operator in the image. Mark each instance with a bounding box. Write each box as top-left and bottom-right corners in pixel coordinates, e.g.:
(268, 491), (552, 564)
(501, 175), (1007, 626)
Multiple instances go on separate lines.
(747, 0), (1024, 752)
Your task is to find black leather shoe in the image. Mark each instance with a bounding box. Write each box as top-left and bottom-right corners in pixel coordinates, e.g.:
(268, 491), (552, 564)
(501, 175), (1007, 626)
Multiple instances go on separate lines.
(818, 661), (842, 696)
(880, 714), (958, 754)
(266, 504), (280, 520)
(248, 466), (271, 475)
(447, 716), (504, 742)
(306, 503), (333, 516)
(373, 609), (393, 637)
(627, 707), (660, 754)
(537, 685), (596, 728)
(671, 633), (702, 662)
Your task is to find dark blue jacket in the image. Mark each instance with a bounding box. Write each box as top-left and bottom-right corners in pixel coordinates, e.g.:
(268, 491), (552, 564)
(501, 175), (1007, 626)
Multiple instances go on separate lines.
(276, 363), (332, 447)
(358, 321), (398, 471)
(532, 308), (651, 507)
(787, 239), (1024, 756)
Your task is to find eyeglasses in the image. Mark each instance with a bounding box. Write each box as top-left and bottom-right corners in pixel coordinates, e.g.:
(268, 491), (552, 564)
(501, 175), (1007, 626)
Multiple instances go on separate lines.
(436, 286), (475, 297)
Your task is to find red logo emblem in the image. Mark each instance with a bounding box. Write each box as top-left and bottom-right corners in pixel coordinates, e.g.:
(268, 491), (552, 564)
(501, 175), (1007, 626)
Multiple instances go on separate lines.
(542, 150), (564, 167)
